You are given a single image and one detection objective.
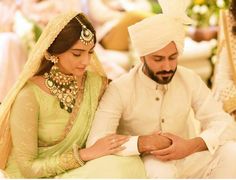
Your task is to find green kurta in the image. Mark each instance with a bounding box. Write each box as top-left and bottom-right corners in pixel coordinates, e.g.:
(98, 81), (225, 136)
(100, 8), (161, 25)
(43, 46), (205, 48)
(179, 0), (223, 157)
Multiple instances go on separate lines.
(5, 72), (146, 178)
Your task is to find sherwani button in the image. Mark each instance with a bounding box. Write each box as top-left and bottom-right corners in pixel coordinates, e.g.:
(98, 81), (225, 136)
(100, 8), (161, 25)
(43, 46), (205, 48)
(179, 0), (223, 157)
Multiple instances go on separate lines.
(161, 118), (165, 123)
(155, 97), (160, 101)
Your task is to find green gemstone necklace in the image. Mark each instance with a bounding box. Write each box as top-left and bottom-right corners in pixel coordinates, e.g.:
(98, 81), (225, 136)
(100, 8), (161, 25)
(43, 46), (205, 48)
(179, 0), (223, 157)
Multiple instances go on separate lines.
(44, 65), (86, 113)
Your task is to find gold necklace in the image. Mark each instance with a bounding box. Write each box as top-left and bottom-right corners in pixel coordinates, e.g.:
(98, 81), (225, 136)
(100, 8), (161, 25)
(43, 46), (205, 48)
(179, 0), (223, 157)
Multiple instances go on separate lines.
(44, 65), (86, 113)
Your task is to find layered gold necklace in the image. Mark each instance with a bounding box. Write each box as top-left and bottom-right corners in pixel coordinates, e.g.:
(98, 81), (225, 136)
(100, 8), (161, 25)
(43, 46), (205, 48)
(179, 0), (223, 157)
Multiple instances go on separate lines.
(44, 65), (86, 113)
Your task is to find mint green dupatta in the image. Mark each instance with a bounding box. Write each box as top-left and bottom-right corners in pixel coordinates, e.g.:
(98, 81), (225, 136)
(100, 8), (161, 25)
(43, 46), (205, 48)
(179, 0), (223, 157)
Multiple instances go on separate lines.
(38, 72), (105, 157)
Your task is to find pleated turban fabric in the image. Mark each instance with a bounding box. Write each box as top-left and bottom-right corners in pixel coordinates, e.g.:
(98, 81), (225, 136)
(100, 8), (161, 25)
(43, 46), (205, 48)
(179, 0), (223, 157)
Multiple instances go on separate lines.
(128, 0), (194, 56)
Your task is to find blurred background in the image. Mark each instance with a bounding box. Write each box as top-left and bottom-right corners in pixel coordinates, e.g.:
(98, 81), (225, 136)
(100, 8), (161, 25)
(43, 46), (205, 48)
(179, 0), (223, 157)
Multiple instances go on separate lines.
(0, 0), (231, 101)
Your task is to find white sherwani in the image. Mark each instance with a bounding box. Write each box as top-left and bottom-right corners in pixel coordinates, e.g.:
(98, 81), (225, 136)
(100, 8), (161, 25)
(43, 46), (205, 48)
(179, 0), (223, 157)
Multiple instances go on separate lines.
(87, 63), (236, 178)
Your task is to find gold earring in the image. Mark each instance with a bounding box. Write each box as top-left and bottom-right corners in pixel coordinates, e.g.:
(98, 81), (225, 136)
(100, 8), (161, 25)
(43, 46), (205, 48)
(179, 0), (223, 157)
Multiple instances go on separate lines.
(44, 51), (59, 64)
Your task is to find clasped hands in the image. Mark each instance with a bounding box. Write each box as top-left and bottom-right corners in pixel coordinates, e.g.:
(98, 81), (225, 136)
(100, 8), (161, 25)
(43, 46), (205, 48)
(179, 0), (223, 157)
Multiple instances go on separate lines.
(80, 132), (205, 162)
(138, 131), (195, 161)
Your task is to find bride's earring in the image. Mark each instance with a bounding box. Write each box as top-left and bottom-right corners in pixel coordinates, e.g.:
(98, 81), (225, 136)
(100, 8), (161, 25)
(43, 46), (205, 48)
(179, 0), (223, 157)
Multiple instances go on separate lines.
(44, 51), (59, 64)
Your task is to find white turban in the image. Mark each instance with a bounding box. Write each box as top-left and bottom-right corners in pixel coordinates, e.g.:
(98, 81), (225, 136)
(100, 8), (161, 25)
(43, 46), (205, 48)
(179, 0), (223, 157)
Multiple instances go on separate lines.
(128, 0), (194, 56)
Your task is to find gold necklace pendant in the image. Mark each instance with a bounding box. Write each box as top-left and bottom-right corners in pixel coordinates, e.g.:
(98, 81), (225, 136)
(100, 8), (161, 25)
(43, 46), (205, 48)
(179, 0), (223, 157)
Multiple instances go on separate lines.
(44, 65), (86, 113)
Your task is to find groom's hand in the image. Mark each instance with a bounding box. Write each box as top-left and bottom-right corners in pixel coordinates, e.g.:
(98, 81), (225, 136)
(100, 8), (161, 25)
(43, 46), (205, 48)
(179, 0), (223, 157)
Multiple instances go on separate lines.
(137, 132), (172, 154)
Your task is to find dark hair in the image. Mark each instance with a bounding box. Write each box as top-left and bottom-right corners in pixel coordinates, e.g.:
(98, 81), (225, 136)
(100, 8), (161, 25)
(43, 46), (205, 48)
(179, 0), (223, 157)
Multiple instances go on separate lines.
(230, 0), (236, 35)
(36, 13), (96, 75)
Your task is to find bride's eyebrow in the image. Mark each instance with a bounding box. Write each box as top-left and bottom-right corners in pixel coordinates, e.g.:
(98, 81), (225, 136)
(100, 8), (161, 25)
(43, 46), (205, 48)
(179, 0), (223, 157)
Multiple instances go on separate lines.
(71, 49), (85, 52)
(71, 45), (95, 52)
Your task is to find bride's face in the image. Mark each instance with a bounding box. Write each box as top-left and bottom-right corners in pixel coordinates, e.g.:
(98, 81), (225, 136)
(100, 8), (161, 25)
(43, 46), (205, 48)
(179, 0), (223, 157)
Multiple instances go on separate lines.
(56, 40), (95, 77)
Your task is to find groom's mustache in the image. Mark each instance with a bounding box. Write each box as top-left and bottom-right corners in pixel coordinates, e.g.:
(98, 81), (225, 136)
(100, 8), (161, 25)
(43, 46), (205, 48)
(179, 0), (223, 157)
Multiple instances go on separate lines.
(156, 70), (175, 75)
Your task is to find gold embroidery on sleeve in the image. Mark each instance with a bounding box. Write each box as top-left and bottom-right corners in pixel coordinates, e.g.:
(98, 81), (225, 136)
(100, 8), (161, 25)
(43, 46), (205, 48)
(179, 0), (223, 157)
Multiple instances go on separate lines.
(58, 151), (80, 170)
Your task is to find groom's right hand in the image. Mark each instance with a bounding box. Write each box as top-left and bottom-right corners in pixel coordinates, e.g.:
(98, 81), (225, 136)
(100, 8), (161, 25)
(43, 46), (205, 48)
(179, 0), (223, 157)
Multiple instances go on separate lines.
(137, 132), (172, 154)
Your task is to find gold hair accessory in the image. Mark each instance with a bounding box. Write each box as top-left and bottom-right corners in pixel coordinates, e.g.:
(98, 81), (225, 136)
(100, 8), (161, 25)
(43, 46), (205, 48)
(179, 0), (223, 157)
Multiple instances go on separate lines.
(44, 65), (86, 113)
(44, 51), (59, 64)
(75, 17), (94, 45)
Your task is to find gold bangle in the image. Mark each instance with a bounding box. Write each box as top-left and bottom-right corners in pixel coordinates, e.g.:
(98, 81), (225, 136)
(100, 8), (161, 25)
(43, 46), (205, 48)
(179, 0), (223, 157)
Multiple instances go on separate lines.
(73, 144), (85, 166)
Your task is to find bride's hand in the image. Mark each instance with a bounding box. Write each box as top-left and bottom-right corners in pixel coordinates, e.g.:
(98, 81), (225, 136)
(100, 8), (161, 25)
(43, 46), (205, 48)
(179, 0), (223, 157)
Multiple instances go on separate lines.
(80, 134), (129, 161)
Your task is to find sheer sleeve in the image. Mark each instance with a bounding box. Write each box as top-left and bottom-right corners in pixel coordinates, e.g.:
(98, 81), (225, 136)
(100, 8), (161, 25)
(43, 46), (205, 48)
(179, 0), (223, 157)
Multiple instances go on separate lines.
(213, 43), (236, 113)
(212, 10), (236, 113)
(10, 84), (80, 178)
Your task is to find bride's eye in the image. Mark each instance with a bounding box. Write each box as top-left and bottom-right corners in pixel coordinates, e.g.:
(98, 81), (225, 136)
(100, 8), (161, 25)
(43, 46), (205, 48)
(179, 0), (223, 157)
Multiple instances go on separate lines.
(89, 50), (94, 54)
(72, 53), (81, 57)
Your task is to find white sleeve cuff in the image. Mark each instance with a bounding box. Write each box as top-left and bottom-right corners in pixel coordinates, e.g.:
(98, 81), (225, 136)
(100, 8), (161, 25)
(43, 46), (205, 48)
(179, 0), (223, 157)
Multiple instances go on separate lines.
(115, 136), (140, 156)
(199, 133), (219, 155)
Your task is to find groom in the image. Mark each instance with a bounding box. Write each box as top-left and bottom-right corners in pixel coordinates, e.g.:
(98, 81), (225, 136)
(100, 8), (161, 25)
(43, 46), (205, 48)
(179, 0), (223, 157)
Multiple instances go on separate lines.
(87, 0), (236, 178)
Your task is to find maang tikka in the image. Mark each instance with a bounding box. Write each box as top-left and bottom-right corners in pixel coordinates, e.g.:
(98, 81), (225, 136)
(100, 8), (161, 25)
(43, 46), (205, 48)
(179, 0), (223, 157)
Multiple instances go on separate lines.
(75, 16), (94, 45)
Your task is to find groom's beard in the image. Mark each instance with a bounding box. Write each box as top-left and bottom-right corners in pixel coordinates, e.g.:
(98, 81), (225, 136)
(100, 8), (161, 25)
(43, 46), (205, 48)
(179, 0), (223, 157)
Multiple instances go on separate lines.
(143, 60), (177, 85)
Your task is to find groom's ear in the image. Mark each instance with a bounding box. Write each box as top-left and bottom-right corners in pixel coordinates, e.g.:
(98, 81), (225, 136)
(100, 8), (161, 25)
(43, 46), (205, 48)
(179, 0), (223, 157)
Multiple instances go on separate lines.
(140, 56), (144, 63)
(108, 79), (112, 84)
